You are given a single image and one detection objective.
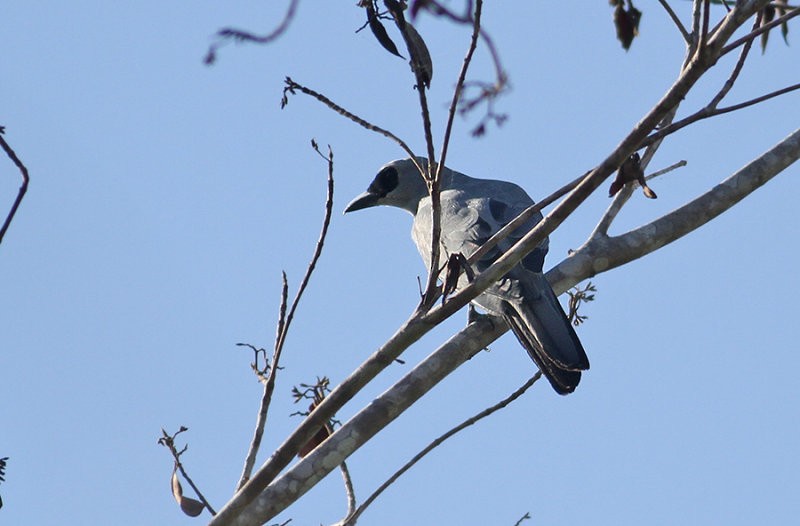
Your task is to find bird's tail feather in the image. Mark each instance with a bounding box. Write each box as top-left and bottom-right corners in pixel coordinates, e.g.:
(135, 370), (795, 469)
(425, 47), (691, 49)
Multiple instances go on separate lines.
(502, 274), (589, 395)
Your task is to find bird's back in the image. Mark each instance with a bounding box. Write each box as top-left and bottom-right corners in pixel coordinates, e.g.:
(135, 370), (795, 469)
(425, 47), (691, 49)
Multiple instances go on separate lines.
(410, 167), (589, 393)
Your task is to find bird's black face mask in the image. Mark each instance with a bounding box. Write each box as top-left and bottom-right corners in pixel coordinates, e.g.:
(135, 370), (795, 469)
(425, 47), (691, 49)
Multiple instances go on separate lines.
(367, 166), (398, 198)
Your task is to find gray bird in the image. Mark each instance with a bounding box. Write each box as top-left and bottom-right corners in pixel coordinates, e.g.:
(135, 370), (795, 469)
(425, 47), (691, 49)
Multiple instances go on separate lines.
(345, 158), (589, 394)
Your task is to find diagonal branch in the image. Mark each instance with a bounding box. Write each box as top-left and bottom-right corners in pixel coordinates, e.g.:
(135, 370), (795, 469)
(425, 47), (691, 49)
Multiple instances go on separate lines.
(419, 0), (485, 309)
(721, 6), (800, 56)
(591, 160), (687, 238)
(0, 131), (30, 246)
(437, 0), (483, 180)
(235, 143), (335, 490)
(218, 126), (800, 526)
(548, 127), (800, 292)
(207, 4), (775, 525)
(659, 0), (692, 42)
(282, 78), (422, 174)
(642, 82), (800, 148)
(338, 372), (541, 526)
(205, 0), (301, 64)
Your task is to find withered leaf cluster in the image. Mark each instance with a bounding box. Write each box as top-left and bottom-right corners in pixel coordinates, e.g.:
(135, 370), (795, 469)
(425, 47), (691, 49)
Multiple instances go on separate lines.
(361, 0), (433, 87)
(610, 0), (642, 50)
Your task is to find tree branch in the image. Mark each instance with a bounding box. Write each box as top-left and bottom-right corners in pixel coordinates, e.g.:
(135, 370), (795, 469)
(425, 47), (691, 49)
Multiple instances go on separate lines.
(548, 127), (800, 292)
(282, 78), (422, 173)
(339, 372), (541, 526)
(235, 143), (335, 490)
(207, 3), (778, 525)
(209, 124), (800, 526)
(0, 131), (30, 246)
(212, 313), (508, 526)
(420, 0), (485, 309)
(720, 6), (800, 56)
(659, 0), (692, 42)
(591, 160), (687, 238)
(205, 0), (301, 64)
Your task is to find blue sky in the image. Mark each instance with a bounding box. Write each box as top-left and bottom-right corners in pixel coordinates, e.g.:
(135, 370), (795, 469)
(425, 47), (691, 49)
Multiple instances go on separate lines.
(1, 2), (798, 525)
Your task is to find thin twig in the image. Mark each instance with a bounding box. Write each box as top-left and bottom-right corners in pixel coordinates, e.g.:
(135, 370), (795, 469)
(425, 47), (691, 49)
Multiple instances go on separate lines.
(236, 274), (288, 489)
(592, 160), (687, 237)
(698, 0), (711, 52)
(278, 142), (335, 353)
(235, 144), (336, 490)
(709, 10), (762, 109)
(416, 81), (443, 308)
(339, 461), (357, 519)
(385, 2), (441, 308)
(0, 131), (30, 245)
(341, 373), (541, 526)
(282, 78), (422, 174)
(424, 0), (507, 122)
(642, 82), (800, 148)
(690, 0), (704, 53)
(174, 462), (216, 516)
(659, 0), (691, 42)
(418, 0), (485, 309)
(205, 0), (300, 64)
(438, 0), (483, 173)
(721, 6), (800, 56)
(159, 428), (217, 516)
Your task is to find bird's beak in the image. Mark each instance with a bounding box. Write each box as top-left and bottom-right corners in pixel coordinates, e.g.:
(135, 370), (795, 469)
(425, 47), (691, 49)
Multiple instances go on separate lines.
(343, 191), (379, 214)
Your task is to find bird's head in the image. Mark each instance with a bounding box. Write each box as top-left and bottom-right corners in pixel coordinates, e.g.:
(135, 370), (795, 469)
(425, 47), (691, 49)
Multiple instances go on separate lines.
(344, 158), (430, 215)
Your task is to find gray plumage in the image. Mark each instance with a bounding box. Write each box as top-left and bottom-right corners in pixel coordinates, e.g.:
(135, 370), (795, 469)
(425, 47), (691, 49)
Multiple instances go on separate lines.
(344, 158), (589, 394)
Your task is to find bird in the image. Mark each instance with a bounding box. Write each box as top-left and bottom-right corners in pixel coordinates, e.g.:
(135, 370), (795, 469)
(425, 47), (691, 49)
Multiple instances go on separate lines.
(344, 158), (589, 394)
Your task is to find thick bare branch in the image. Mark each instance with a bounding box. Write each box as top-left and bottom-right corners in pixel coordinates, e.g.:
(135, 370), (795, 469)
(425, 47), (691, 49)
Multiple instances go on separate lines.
(549, 127), (800, 292)
(212, 313), (507, 526)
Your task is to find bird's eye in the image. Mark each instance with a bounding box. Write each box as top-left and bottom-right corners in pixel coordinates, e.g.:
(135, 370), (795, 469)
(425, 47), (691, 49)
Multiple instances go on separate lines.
(368, 167), (399, 197)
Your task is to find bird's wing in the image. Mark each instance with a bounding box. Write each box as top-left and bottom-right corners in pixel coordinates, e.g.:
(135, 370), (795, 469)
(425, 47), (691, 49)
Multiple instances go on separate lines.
(412, 178), (589, 395)
(412, 181), (547, 277)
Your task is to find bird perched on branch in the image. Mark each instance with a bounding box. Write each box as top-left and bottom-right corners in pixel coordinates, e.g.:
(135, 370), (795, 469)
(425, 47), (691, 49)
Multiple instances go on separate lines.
(345, 158), (589, 394)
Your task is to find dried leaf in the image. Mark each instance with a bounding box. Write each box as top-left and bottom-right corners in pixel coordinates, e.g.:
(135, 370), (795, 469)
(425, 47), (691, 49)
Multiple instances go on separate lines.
(403, 22), (433, 87)
(383, 0), (432, 87)
(442, 252), (473, 304)
(779, 2), (790, 45)
(641, 184), (657, 199)
(297, 401), (331, 458)
(171, 468), (205, 517)
(761, 5), (776, 53)
(384, 0), (407, 29)
(609, 152), (653, 197)
(613, 2), (641, 50)
(298, 424), (331, 458)
(366, 4), (403, 58)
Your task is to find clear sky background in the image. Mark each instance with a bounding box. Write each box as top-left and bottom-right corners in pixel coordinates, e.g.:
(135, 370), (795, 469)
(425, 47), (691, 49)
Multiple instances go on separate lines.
(2, 2), (799, 525)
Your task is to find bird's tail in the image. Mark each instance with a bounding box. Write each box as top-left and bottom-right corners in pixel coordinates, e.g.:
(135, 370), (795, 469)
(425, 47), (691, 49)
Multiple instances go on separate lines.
(502, 273), (590, 395)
